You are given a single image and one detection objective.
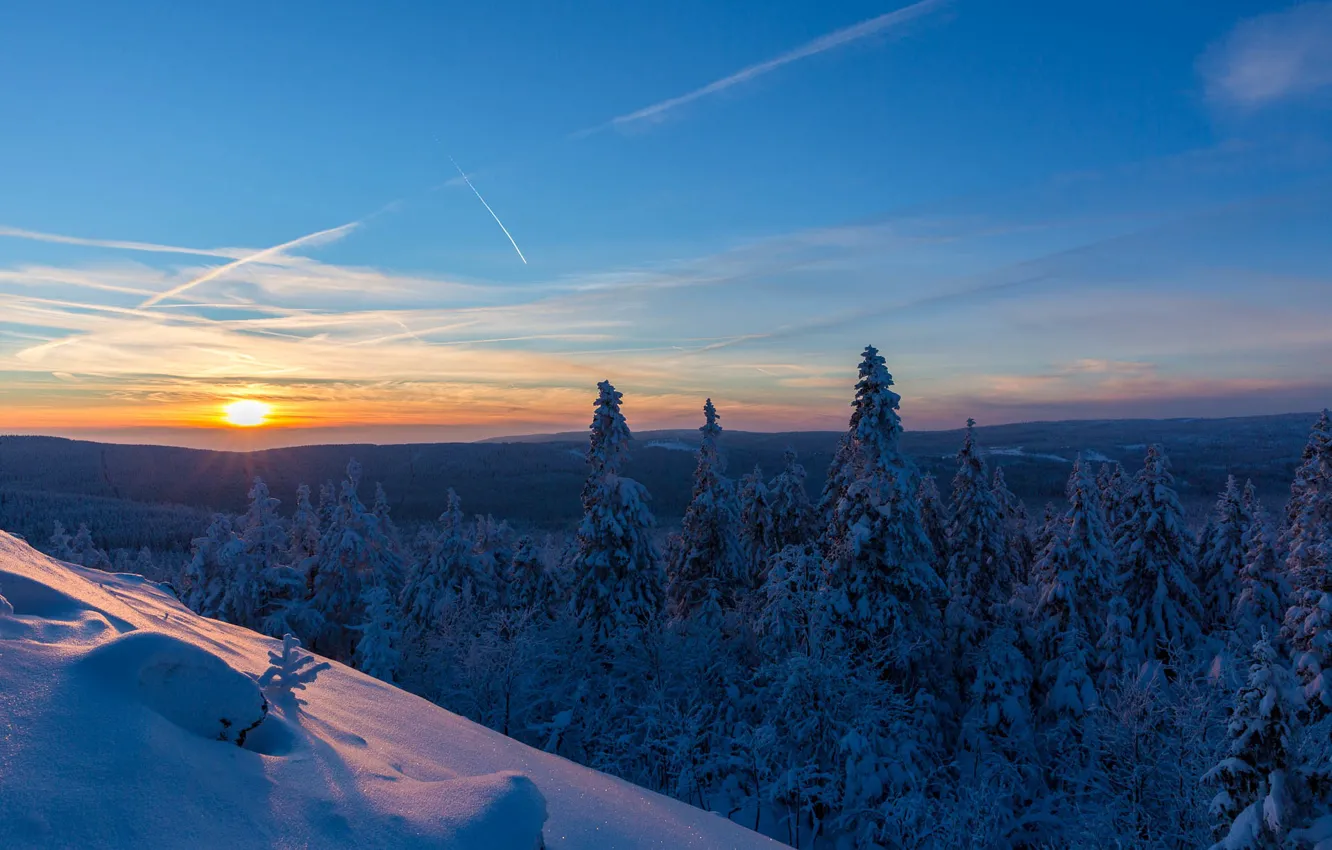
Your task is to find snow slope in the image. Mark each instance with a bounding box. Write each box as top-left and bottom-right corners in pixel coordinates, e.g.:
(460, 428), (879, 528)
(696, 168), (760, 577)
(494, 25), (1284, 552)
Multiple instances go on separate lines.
(0, 532), (778, 850)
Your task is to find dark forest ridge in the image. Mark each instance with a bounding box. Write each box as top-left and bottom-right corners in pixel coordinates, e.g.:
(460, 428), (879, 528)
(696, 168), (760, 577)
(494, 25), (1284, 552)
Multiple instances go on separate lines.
(0, 412), (1320, 546)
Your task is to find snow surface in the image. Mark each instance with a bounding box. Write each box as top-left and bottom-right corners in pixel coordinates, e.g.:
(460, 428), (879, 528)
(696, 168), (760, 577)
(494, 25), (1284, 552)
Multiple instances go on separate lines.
(984, 446), (1070, 463)
(0, 532), (779, 849)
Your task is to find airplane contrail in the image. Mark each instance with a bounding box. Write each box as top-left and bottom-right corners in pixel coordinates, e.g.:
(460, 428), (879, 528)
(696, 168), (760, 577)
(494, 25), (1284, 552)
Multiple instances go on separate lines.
(449, 156), (528, 265)
(137, 221), (360, 309)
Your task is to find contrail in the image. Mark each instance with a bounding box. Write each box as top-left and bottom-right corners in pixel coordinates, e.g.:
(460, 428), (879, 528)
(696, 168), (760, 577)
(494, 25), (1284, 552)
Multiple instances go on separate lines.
(574, 0), (949, 136)
(138, 221), (360, 309)
(449, 156), (528, 265)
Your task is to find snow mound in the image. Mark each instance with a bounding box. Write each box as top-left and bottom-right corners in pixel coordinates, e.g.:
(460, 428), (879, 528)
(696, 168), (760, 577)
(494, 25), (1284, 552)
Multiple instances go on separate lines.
(0, 531), (777, 849)
(78, 631), (270, 746)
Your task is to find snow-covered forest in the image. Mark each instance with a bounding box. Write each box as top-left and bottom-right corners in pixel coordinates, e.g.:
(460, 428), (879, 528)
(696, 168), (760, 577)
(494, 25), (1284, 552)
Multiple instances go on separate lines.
(23, 345), (1332, 848)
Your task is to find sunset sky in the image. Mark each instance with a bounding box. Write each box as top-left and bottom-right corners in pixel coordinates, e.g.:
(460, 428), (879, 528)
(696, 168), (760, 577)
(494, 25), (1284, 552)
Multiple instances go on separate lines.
(2, 0), (1331, 449)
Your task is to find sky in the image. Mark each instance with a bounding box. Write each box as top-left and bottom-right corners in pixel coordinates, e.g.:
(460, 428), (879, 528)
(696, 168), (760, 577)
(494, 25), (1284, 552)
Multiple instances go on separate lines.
(1, 0), (1331, 449)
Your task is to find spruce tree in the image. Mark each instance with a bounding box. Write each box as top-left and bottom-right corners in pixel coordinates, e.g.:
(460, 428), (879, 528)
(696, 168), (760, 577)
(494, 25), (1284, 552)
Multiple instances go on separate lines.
(993, 466), (1035, 582)
(945, 419), (1015, 663)
(1234, 484), (1286, 651)
(47, 521), (74, 561)
(569, 381), (662, 645)
(309, 460), (404, 660)
(288, 483), (321, 572)
(770, 448), (815, 551)
(1115, 445), (1204, 671)
(917, 473), (950, 580)
(1203, 634), (1306, 849)
(822, 346), (942, 672)
(354, 586), (402, 684)
(1199, 476), (1252, 634)
(183, 514), (242, 618)
(505, 534), (559, 616)
(402, 489), (491, 629)
(737, 466), (777, 590)
(1283, 410), (1332, 593)
(667, 399), (744, 623)
(1032, 456), (1116, 674)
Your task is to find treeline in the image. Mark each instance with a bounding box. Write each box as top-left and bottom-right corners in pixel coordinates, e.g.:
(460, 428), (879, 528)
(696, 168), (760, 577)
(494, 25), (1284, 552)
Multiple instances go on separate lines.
(23, 345), (1332, 848)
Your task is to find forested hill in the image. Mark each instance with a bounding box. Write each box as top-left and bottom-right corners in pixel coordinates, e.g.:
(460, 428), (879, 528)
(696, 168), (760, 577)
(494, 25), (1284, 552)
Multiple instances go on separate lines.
(0, 413), (1319, 533)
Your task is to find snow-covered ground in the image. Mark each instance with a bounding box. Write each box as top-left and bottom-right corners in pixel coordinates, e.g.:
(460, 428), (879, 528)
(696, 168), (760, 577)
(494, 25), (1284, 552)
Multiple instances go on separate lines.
(0, 532), (778, 849)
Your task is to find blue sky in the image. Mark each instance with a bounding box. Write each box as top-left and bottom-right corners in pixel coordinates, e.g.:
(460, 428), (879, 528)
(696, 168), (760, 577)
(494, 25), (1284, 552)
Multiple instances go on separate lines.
(1, 0), (1330, 447)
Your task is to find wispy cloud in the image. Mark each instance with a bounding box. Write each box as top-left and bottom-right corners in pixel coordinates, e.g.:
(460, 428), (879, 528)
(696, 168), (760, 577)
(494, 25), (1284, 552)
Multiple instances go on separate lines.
(137, 221), (361, 308)
(575, 0), (948, 136)
(1201, 1), (1332, 108)
(0, 224), (246, 260)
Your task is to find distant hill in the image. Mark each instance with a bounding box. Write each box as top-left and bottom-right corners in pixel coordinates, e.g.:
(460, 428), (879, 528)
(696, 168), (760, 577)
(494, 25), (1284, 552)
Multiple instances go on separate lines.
(0, 413), (1320, 547)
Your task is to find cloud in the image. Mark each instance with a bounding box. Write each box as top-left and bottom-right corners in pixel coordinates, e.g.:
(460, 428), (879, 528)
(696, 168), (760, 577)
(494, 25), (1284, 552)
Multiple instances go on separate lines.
(575, 0), (948, 136)
(137, 220), (361, 308)
(1201, 2), (1332, 108)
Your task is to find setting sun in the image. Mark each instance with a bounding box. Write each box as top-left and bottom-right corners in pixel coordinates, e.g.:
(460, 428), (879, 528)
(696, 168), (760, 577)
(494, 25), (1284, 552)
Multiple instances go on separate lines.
(223, 399), (271, 427)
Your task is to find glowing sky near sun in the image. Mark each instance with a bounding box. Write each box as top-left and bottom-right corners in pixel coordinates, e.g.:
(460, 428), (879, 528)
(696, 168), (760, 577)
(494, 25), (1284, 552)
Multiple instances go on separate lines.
(1, 1), (1330, 448)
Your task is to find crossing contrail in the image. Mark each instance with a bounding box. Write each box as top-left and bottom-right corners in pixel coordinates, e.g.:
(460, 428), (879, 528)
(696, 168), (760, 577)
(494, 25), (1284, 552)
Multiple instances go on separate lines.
(137, 221), (360, 308)
(449, 156), (528, 265)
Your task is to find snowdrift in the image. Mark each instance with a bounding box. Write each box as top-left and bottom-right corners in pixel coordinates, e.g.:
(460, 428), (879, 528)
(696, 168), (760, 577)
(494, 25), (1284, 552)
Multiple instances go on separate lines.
(0, 532), (778, 849)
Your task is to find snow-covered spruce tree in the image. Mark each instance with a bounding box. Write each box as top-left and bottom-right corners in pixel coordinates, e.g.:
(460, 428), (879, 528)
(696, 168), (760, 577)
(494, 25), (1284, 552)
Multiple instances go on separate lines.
(354, 586), (402, 684)
(753, 543), (824, 659)
(222, 477), (287, 630)
(1033, 502), (1060, 566)
(1115, 444), (1204, 673)
(1284, 410), (1332, 593)
(1098, 462), (1131, 536)
(1283, 540), (1332, 718)
(737, 466), (776, 591)
(473, 513), (514, 603)
(47, 521), (74, 561)
(993, 466), (1035, 583)
(769, 448), (815, 551)
(945, 419), (1016, 667)
(182, 513), (242, 618)
(70, 522), (110, 570)
(1032, 456), (1116, 707)
(1199, 476), (1253, 636)
(1203, 633), (1306, 849)
(259, 633), (331, 707)
(287, 483), (321, 571)
(1234, 484), (1287, 651)
(308, 460), (405, 661)
(401, 489), (492, 632)
(504, 534), (559, 616)
(667, 399), (744, 623)
(918, 473), (950, 580)
(569, 381), (662, 646)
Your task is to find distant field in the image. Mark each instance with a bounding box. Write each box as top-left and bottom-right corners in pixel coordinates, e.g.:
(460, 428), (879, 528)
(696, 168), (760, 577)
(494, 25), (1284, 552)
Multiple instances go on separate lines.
(0, 412), (1320, 549)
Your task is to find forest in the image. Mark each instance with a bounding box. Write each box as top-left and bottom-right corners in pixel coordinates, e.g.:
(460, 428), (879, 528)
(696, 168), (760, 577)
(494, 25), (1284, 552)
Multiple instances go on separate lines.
(23, 345), (1332, 848)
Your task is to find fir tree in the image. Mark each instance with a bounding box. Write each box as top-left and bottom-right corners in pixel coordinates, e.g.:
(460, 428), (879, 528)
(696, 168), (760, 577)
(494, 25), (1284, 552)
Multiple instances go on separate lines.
(569, 381), (662, 645)
(1115, 445), (1204, 672)
(1203, 634), (1305, 849)
(821, 346), (942, 673)
(354, 586), (402, 684)
(667, 399), (744, 623)
(1199, 476), (1253, 635)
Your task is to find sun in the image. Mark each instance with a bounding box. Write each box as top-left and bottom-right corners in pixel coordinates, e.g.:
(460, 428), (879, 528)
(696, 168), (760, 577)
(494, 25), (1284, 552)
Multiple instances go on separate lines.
(223, 399), (272, 427)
